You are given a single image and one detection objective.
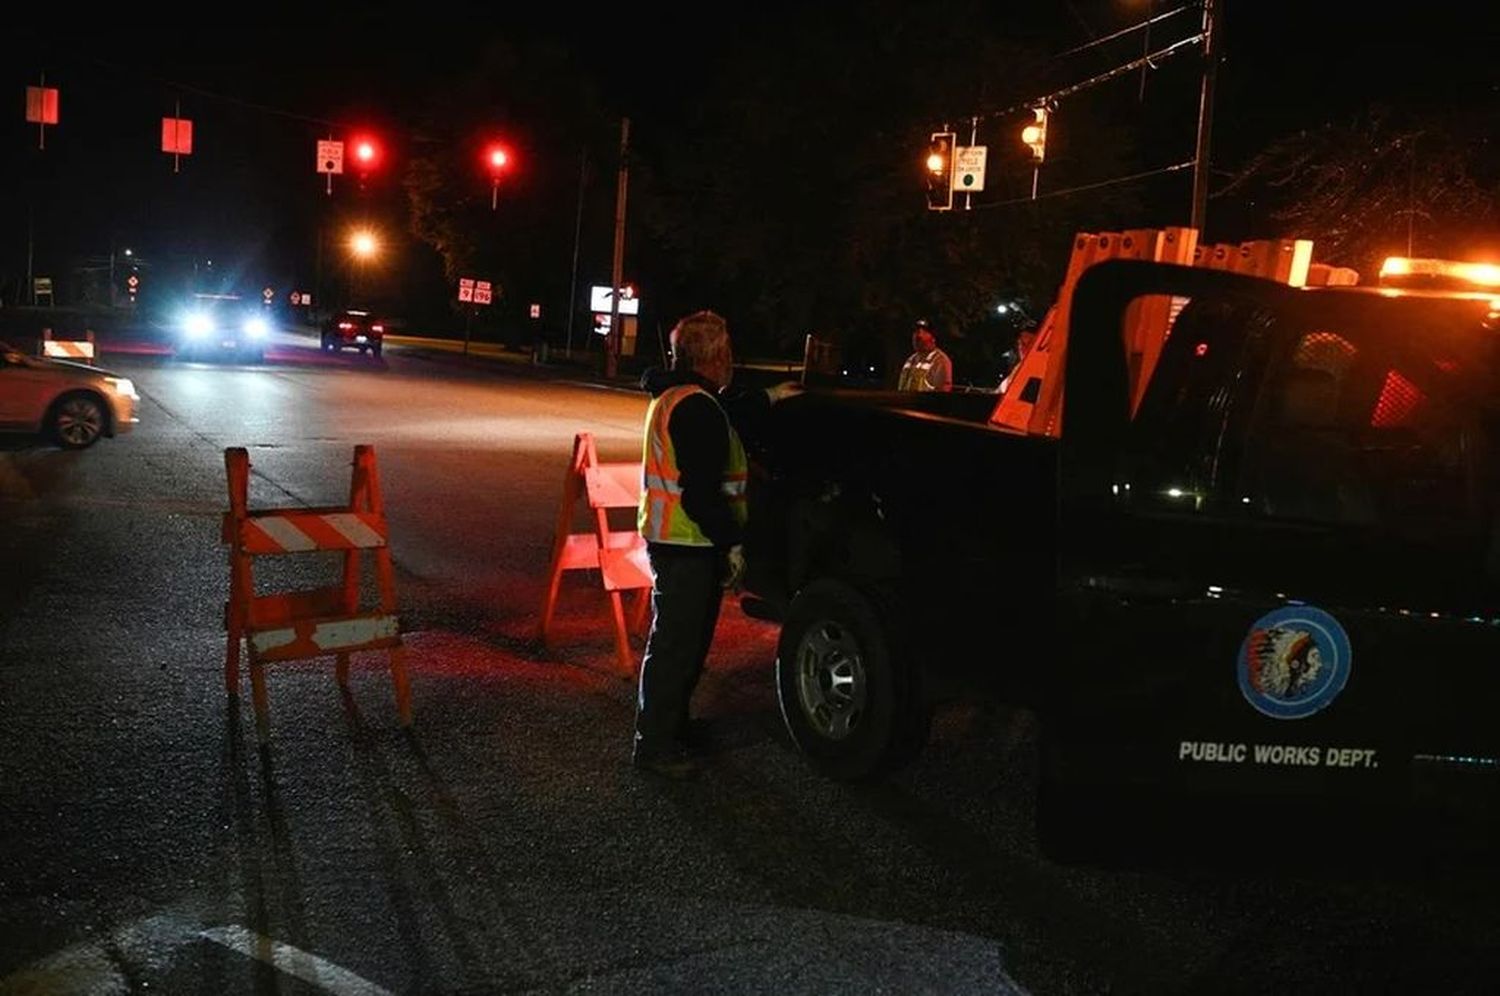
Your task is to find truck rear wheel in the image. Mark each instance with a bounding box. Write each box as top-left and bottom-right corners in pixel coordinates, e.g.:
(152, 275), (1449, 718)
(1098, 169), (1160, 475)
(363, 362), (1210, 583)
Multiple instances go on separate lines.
(775, 578), (928, 780)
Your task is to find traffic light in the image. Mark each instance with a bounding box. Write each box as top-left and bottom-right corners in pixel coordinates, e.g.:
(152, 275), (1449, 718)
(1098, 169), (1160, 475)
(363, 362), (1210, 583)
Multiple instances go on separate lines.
(350, 134), (381, 182)
(484, 144), (510, 176)
(926, 131), (956, 211)
(483, 142), (512, 209)
(1022, 107), (1048, 163)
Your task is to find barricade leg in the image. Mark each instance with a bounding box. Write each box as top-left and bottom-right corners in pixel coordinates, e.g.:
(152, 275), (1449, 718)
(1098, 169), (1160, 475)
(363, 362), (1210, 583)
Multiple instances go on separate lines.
(226, 622), (242, 695)
(389, 645), (413, 726)
(631, 588), (651, 635)
(610, 590), (634, 674)
(249, 655), (271, 744)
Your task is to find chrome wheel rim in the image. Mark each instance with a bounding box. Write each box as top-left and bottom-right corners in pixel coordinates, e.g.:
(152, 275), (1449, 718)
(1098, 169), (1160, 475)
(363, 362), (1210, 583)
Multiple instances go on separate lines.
(795, 619), (866, 740)
(56, 398), (103, 446)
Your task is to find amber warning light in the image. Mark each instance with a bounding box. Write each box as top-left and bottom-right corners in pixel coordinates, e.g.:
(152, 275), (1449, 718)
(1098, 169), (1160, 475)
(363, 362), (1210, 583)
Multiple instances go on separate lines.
(1379, 256), (1500, 289)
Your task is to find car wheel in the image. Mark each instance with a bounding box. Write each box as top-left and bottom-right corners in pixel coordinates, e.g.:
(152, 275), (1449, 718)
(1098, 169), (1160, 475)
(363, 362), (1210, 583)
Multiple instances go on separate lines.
(371, 341), (383, 358)
(775, 578), (929, 780)
(49, 392), (107, 450)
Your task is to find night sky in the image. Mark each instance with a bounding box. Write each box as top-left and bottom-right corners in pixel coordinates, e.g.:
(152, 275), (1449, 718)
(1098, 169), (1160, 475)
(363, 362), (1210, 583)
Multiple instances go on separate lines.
(2, 3), (1496, 330)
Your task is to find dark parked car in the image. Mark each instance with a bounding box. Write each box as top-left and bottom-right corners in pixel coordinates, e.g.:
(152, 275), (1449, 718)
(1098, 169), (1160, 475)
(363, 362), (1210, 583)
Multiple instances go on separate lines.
(321, 309), (384, 357)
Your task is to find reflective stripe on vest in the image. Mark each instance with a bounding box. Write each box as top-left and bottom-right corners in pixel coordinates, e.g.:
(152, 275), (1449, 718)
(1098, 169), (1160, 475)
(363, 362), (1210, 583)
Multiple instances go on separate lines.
(638, 384), (749, 546)
(899, 351), (943, 390)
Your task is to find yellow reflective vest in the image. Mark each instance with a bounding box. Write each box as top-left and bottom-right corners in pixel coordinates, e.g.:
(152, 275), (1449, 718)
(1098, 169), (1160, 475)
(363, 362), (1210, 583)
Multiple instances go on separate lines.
(638, 384), (749, 546)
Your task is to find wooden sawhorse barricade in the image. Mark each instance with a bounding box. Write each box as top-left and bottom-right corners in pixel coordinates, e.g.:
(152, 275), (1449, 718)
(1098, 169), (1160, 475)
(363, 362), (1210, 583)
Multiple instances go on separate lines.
(538, 432), (653, 674)
(223, 445), (412, 742)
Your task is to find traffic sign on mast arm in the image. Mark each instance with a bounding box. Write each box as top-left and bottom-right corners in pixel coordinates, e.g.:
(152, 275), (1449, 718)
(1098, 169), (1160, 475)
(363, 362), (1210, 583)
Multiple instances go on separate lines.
(954, 145), (987, 192)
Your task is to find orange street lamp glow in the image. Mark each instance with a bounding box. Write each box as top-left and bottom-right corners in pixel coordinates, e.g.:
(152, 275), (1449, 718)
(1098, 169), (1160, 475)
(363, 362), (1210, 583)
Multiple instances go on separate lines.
(349, 230), (379, 259)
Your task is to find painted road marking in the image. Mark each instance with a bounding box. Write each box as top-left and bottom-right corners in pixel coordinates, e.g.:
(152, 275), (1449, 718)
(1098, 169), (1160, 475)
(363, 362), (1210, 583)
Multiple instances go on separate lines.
(200, 925), (393, 996)
(0, 914), (390, 996)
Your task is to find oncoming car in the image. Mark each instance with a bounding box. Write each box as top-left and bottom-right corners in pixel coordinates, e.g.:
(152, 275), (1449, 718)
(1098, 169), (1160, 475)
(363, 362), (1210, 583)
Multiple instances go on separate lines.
(321, 309), (385, 357)
(175, 293), (272, 362)
(0, 339), (140, 449)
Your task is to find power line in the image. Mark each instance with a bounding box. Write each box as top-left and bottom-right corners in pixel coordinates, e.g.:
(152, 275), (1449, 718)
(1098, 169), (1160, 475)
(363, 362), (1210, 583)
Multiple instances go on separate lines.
(972, 159), (1196, 210)
(966, 33), (1204, 129)
(1053, 3), (1200, 59)
(36, 47), (354, 131)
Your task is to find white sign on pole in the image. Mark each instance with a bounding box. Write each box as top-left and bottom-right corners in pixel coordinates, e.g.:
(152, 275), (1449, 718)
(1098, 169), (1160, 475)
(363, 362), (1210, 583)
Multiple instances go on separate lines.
(588, 285), (639, 315)
(317, 140), (344, 175)
(954, 146), (988, 192)
(458, 278), (475, 302)
(474, 281), (493, 305)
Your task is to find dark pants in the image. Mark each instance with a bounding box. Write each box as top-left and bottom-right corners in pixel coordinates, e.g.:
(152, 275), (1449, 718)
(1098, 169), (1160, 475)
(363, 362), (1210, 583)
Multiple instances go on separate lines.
(633, 543), (725, 760)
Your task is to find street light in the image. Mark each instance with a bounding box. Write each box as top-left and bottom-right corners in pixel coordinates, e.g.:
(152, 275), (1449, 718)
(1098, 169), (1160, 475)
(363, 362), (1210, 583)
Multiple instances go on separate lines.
(347, 229), (380, 305)
(349, 229), (379, 259)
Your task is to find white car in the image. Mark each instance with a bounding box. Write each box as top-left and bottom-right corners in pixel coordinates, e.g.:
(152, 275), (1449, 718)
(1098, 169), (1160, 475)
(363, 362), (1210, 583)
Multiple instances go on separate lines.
(0, 339), (140, 449)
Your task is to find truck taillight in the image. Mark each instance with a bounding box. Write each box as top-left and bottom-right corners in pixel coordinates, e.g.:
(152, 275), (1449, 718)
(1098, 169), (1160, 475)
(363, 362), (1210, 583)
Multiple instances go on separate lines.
(339, 321), (354, 330)
(371, 324), (384, 333)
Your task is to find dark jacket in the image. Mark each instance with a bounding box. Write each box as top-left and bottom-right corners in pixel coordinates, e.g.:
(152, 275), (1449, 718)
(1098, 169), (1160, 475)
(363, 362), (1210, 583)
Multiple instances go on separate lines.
(640, 367), (769, 549)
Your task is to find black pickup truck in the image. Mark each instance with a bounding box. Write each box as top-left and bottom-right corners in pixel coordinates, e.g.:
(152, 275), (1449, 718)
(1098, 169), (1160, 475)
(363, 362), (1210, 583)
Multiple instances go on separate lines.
(742, 258), (1500, 857)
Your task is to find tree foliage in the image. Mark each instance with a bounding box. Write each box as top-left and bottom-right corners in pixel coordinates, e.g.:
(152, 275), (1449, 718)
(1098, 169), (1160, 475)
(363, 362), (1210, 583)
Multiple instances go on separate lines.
(1219, 106), (1500, 276)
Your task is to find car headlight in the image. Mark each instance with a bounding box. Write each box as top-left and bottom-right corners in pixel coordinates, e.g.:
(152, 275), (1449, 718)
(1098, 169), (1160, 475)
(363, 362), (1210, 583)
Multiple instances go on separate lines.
(184, 312), (213, 338)
(104, 377), (138, 399)
(243, 315), (270, 338)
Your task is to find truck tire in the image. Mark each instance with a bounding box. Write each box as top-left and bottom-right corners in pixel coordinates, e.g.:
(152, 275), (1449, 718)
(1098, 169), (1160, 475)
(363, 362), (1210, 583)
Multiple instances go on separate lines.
(775, 578), (928, 780)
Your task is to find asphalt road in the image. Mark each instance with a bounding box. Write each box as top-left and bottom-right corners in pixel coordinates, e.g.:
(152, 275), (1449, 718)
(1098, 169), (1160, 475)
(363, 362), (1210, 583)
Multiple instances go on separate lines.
(1, 330), (1497, 995)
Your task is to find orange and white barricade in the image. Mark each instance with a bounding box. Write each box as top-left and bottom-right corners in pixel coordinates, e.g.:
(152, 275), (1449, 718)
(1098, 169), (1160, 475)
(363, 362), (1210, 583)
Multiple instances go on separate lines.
(538, 432), (653, 674)
(993, 228), (1327, 436)
(40, 328), (96, 364)
(222, 444), (412, 742)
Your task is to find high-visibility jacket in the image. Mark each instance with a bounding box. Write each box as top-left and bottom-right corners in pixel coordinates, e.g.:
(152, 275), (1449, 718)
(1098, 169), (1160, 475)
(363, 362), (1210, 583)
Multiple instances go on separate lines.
(897, 347), (952, 391)
(638, 384), (749, 546)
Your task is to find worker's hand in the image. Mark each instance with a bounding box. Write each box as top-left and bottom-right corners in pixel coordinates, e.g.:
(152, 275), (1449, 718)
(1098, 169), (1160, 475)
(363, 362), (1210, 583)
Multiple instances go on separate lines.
(766, 381), (804, 404)
(723, 544), (747, 591)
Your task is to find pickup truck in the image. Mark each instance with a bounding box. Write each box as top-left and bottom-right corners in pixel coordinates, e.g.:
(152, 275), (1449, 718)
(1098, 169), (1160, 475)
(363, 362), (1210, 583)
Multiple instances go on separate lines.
(742, 258), (1500, 858)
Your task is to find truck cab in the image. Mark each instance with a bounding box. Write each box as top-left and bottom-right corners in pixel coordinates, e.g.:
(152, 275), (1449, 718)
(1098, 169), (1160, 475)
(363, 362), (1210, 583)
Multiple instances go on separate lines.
(745, 251), (1500, 860)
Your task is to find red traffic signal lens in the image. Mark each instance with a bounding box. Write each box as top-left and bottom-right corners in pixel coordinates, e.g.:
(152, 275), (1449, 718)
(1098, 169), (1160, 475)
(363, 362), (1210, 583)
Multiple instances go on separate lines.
(484, 144), (511, 175)
(352, 138), (380, 168)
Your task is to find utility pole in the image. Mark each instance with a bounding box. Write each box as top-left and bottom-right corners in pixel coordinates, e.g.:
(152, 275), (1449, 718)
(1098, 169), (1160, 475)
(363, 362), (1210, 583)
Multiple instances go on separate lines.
(565, 149), (587, 359)
(1190, 0), (1220, 233)
(604, 117), (630, 380)
(26, 204), (35, 306)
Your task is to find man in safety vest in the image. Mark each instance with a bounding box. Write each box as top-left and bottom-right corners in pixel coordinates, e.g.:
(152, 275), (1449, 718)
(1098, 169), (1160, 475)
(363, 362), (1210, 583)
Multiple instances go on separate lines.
(897, 319), (953, 392)
(633, 310), (798, 777)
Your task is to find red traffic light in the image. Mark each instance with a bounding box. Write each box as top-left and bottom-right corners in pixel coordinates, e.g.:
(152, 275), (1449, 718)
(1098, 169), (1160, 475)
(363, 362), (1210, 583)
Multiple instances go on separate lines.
(351, 136), (381, 172)
(484, 144), (511, 175)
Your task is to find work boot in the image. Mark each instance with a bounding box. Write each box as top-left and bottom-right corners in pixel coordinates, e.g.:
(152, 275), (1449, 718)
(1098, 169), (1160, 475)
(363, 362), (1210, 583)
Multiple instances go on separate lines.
(632, 745), (701, 781)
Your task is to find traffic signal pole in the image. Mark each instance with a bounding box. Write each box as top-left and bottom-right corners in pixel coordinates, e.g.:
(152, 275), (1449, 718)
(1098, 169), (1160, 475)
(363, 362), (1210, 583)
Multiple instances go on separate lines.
(1190, 0), (1220, 233)
(604, 117), (630, 380)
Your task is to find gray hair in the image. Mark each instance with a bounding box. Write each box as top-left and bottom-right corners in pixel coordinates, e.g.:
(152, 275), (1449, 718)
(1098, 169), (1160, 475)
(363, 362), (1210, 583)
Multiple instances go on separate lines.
(669, 310), (730, 372)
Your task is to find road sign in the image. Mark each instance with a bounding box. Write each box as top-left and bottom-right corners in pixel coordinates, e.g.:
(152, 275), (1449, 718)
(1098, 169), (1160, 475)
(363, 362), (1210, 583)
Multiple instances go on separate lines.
(317, 139), (344, 175)
(127, 274), (140, 290)
(529, 303), (541, 319)
(474, 281), (493, 306)
(262, 286), (275, 304)
(588, 285), (639, 315)
(954, 145), (988, 192)
(161, 117), (193, 155)
(458, 278), (475, 302)
(25, 86), (59, 125)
